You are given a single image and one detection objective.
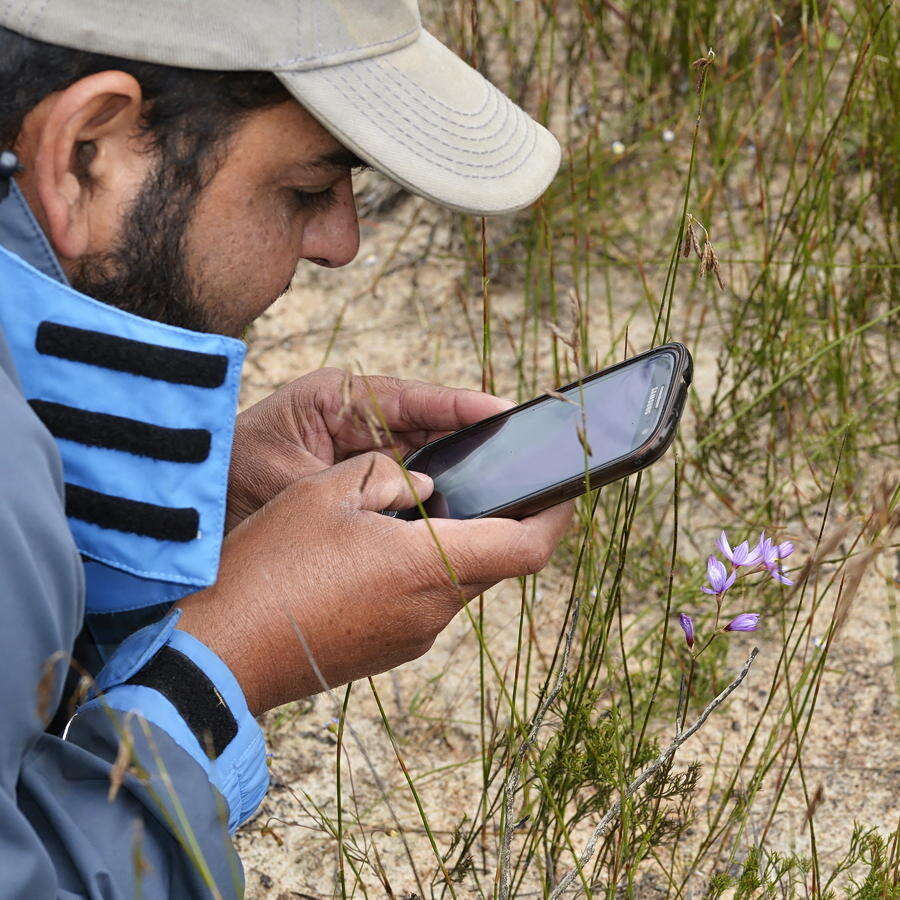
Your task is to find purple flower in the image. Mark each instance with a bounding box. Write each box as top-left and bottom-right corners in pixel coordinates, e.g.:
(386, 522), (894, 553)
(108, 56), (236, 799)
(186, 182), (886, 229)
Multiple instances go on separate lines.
(679, 613), (695, 648)
(701, 555), (737, 595)
(755, 533), (793, 585)
(716, 531), (761, 567)
(776, 540), (794, 559)
(724, 613), (760, 632)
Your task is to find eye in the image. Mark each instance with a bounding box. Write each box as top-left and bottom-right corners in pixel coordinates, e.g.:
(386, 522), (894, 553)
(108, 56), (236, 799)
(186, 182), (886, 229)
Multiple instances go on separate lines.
(290, 185), (337, 213)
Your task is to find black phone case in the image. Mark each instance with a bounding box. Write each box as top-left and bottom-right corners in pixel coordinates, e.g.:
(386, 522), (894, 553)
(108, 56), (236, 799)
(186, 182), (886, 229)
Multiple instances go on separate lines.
(399, 342), (692, 520)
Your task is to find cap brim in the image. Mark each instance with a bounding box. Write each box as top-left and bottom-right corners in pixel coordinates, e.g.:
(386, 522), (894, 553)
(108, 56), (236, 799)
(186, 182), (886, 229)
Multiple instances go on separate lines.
(276, 30), (560, 216)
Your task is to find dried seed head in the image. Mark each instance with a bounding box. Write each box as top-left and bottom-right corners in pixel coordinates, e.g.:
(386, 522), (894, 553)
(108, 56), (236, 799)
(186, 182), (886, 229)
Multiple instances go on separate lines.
(709, 243), (726, 290)
(691, 48), (716, 94)
(575, 424), (593, 456)
(548, 321), (577, 350)
(568, 289), (584, 355)
(695, 236), (727, 290)
(362, 409), (384, 448)
(546, 389), (579, 405)
(683, 216), (699, 258)
(699, 240), (715, 277)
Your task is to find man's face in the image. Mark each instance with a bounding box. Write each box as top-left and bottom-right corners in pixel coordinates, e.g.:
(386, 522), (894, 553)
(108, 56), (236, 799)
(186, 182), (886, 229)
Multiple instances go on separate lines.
(72, 100), (362, 337)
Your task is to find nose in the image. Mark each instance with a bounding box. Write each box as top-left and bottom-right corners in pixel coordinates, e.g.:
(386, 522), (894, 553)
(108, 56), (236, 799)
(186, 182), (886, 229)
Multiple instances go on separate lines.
(301, 176), (360, 268)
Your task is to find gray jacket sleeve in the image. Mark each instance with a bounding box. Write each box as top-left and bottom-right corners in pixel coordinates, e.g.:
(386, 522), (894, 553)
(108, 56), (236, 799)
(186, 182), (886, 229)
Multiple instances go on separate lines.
(0, 336), (245, 898)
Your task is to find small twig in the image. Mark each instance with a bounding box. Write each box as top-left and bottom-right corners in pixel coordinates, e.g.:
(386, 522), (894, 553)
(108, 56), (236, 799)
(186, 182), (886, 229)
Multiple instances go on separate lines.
(498, 598), (581, 900)
(549, 648), (759, 898)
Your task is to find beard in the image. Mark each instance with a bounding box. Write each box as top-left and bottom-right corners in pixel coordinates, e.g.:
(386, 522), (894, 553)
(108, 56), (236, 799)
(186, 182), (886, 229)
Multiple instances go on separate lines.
(71, 159), (219, 335)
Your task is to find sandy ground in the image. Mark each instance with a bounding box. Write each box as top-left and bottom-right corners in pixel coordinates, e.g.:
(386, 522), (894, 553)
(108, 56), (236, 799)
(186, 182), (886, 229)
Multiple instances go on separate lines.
(229, 183), (898, 897)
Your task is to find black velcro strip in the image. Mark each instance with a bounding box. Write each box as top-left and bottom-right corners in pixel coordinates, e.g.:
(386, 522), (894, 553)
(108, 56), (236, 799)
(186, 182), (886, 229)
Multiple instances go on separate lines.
(29, 400), (211, 463)
(65, 483), (199, 543)
(36, 321), (228, 388)
(126, 645), (238, 759)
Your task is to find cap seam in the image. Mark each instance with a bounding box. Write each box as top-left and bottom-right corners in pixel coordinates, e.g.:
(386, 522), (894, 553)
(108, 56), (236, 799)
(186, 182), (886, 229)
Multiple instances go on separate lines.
(273, 23), (419, 69)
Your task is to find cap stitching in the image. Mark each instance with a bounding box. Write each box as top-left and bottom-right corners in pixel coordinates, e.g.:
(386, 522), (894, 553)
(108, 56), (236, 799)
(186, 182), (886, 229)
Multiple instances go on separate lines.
(356, 58), (511, 143)
(326, 68), (538, 180)
(378, 60), (494, 120)
(334, 67), (532, 171)
(335, 64), (529, 162)
(274, 23), (418, 68)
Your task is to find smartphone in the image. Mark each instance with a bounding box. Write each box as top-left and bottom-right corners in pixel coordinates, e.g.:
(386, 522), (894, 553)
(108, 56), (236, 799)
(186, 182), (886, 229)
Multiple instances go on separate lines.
(393, 342), (692, 521)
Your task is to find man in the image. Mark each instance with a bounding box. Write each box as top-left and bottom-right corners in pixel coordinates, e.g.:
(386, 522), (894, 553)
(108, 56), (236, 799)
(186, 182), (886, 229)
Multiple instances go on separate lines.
(0, 2), (572, 896)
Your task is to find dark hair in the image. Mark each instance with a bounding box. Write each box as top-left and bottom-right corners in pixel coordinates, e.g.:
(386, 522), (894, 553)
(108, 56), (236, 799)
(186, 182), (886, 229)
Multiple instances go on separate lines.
(0, 25), (292, 165)
(0, 26), (296, 332)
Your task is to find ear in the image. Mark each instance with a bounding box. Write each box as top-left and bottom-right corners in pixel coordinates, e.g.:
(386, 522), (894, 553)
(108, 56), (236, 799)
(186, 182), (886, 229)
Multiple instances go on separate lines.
(31, 71), (144, 261)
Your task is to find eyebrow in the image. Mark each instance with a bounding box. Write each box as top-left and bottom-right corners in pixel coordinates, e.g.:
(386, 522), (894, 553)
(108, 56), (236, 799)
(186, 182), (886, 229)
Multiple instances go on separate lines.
(297, 147), (372, 174)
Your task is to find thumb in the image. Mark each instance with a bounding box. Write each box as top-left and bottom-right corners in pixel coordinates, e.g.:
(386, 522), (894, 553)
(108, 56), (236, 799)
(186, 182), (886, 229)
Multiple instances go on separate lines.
(330, 452), (434, 512)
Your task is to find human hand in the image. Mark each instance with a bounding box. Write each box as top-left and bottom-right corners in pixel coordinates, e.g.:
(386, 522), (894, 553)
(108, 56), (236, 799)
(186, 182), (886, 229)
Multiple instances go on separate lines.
(178, 452), (573, 714)
(226, 368), (513, 530)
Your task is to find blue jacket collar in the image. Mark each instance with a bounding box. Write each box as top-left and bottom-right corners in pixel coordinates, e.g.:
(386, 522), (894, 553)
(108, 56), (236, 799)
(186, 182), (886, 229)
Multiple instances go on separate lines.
(0, 188), (245, 592)
(0, 181), (69, 285)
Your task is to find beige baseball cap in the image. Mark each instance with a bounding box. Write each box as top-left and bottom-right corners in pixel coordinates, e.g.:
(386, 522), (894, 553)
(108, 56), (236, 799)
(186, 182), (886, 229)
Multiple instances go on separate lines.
(1, 0), (561, 216)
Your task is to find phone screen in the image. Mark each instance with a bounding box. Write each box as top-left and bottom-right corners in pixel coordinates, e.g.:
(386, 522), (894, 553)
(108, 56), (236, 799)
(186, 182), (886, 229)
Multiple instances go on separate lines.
(406, 350), (676, 519)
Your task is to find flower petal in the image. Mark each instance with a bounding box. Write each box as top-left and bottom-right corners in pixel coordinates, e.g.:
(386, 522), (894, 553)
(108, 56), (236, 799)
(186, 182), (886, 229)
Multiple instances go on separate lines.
(716, 531), (732, 560)
(754, 532), (767, 557)
(678, 613), (695, 648)
(742, 544), (762, 567)
(725, 613), (760, 632)
(732, 540), (751, 565)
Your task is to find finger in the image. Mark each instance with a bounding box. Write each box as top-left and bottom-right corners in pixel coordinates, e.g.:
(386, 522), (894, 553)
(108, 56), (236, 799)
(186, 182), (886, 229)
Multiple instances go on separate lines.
(352, 376), (515, 436)
(456, 582), (499, 602)
(375, 427), (467, 458)
(519, 499), (576, 545)
(326, 452), (434, 512)
(415, 500), (575, 585)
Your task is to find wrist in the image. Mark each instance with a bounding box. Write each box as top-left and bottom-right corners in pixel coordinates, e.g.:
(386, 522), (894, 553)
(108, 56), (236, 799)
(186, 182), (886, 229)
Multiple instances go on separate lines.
(79, 608), (269, 831)
(175, 591), (274, 716)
